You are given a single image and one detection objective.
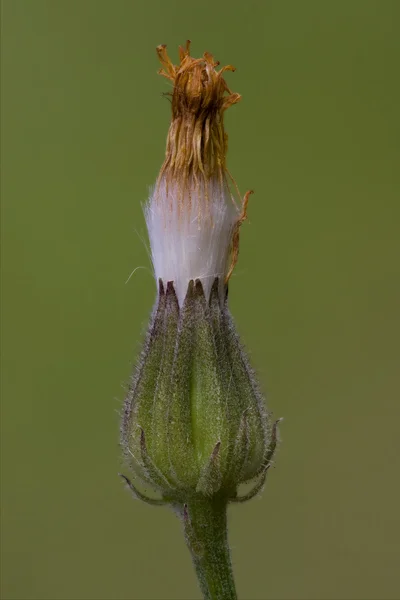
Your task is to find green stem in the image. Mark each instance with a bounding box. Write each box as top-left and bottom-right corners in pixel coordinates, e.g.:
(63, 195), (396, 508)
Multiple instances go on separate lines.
(184, 496), (237, 600)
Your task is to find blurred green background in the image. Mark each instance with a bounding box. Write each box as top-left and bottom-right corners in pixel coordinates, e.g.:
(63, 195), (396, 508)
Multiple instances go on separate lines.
(1, 1), (400, 599)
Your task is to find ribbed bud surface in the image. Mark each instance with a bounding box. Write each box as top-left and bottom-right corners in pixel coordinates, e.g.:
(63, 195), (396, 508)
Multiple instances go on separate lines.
(121, 278), (273, 503)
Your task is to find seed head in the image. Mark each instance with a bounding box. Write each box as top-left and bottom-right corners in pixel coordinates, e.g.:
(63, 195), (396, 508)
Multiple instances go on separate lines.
(121, 42), (278, 507)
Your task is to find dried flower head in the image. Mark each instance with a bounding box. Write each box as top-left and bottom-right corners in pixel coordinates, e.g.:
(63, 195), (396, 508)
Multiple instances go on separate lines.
(156, 40), (240, 192)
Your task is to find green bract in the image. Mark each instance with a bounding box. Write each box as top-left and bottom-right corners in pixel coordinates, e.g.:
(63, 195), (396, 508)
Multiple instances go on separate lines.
(121, 278), (277, 505)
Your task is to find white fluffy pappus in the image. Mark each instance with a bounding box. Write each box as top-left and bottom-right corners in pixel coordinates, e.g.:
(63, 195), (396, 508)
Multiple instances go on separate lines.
(145, 178), (239, 306)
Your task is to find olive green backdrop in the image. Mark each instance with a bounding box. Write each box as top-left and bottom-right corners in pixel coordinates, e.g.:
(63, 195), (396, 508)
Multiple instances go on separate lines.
(1, 1), (399, 599)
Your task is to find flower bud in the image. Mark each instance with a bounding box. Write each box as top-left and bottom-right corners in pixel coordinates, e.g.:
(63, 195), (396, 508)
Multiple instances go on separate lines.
(120, 41), (278, 506)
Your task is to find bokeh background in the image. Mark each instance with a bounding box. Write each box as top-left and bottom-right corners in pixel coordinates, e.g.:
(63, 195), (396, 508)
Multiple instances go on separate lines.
(2, 1), (400, 599)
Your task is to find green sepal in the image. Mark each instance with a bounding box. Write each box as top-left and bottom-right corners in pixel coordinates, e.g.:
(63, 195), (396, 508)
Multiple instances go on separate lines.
(121, 279), (167, 486)
(196, 441), (222, 497)
(221, 305), (270, 482)
(121, 277), (277, 502)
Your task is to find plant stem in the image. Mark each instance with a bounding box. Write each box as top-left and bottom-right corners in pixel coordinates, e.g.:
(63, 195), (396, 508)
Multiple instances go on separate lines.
(184, 496), (237, 600)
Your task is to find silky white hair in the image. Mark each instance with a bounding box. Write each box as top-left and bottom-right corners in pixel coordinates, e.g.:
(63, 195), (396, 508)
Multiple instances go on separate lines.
(145, 178), (239, 306)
